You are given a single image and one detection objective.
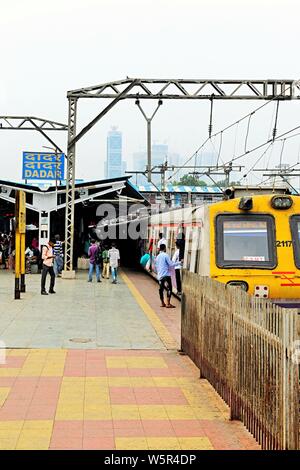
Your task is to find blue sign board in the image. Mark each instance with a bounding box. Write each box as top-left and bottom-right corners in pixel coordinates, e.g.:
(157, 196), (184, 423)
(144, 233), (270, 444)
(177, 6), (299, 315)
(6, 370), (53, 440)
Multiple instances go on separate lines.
(22, 152), (65, 180)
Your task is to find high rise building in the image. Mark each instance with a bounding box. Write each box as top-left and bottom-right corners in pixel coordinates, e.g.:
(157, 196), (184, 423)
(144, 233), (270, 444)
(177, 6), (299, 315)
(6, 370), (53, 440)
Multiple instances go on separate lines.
(132, 143), (169, 184)
(105, 127), (124, 179)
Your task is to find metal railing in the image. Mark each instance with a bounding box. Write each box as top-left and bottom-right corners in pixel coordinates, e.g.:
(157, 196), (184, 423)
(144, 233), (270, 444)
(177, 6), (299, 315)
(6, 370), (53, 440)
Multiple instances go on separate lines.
(181, 271), (299, 449)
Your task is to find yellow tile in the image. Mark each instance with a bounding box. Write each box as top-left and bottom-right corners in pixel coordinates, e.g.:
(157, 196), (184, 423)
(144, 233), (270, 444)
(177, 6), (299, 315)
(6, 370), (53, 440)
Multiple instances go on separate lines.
(0, 387), (10, 405)
(138, 405), (168, 420)
(0, 439), (18, 450)
(115, 437), (148, 450)
(0, 421), (24, 431)
(126, 357), (167, 369)
(84, 404), (112, 420)
(41, 359), (66, 377)
(147, 437), (181, 450)
(22, 420), (53, 430)
(108, 377), (131, 387)
(106, 356), (167, 369)
(7, 349), (30, 357)
(0, 368), (20, 377)
(106, 357), (127, 368)
(179, 437), (214, 450)
(165, 406), (196, 420)
(0, 430), (21, 440)
(111, 405), (140, 420)
(153, 377), (178, 387)
(55, 406), (84, 420)
(130, 378), (156, 387)
(62, 377), (85, 384)
(85, 377), (108, 386)
(191, 408), (223, 420)
(16, 429), (51, 450)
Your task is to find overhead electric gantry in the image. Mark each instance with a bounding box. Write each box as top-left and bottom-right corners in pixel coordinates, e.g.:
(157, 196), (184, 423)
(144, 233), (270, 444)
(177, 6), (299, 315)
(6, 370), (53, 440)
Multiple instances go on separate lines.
(64, 78), (300, 275)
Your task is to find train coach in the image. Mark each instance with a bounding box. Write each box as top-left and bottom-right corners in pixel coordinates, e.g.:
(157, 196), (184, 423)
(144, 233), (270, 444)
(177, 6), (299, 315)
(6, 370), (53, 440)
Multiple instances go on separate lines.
(147, 189), (300, 307)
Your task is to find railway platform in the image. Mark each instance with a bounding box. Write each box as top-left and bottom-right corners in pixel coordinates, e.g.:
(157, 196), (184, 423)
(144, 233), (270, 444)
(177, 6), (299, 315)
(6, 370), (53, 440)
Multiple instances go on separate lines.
(0, 269), (260, 450)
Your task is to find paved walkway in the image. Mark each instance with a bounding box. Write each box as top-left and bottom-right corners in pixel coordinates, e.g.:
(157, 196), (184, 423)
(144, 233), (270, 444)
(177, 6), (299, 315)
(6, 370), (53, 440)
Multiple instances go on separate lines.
(0, 268), (260, 450)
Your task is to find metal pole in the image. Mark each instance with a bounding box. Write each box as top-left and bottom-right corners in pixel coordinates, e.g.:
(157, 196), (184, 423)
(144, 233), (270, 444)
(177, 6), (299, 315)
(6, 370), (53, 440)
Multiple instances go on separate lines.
(147, 119), (151, 182)
(20, 232), (26, 293)
(15, 230), (21, 299)
(135, 100), (162, 184)
(63, 98), (77, 278)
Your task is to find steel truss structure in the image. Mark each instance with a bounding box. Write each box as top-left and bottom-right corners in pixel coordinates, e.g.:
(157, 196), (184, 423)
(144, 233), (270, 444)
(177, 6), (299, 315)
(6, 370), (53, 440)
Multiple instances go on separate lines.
(64, 77), (300, 272)
(68, 78), (300, 100)
(0, 116), (67, 153)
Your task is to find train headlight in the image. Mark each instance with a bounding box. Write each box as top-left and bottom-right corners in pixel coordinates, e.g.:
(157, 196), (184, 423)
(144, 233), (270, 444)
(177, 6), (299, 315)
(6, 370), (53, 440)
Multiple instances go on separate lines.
(238, 197), (253, 211)
(271, 196), (293, 210)
(227, 281), (248, 291)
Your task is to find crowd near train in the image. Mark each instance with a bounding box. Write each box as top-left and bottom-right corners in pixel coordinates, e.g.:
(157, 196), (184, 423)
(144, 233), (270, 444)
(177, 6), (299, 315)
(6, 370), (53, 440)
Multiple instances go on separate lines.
(143, 187), (300, 307)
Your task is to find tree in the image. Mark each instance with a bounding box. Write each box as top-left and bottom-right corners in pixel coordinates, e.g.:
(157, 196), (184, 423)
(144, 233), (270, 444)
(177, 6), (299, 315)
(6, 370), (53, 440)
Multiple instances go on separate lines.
(172, 174), (207, 187)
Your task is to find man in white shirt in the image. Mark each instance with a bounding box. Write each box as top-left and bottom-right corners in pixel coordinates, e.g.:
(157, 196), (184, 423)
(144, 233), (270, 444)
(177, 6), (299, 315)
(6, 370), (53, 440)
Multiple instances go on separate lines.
(172, 241), (182, 294)
(157, 233), (167, 253)
(109, 242), (120, 284)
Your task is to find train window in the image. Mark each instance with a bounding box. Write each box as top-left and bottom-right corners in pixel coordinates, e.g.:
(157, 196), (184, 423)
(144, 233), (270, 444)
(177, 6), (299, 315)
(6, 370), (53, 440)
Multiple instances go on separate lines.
(216, 214), (276, 269)
(290, 216), (300, 268)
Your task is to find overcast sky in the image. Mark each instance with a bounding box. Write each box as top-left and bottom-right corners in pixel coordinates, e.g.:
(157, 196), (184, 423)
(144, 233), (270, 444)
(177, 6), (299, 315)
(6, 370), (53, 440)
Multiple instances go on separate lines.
(1, 0), (300, 185)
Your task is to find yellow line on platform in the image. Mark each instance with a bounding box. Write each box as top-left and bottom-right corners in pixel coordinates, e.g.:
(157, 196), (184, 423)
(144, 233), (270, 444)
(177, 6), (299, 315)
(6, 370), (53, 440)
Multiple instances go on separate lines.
(120, 271), (178, 350)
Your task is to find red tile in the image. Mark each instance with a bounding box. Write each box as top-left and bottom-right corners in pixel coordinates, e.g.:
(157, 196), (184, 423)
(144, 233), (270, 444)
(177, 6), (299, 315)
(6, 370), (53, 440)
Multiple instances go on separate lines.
(54, 421), (84, 431)
(128, 369), (152, 377)
(157, 388), (188, 405)
(26, 404), (57, 419)
(114, 427), (145, 437)
(83, 437), (115, 450)
(0, 357), (26, 368)
(142, 420), (176, 437)
(113, 420), (143, 430)
(149, 369), (172, 377)
(107, 369), (129, 377)
(84, 420), (113, 431)
(50, 438), (83, 450)
(0, 378), (16, 386)
(171, 420), (206, 437)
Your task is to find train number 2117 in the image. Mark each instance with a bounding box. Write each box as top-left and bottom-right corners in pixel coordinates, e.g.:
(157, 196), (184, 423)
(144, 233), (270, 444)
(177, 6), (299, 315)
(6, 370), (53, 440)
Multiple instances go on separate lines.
(276, 240), (293, 247)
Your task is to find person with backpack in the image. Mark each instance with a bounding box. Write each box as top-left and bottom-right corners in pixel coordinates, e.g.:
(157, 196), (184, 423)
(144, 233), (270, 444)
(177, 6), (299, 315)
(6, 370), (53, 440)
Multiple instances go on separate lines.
(102, 245), (110, 279)
(87, 239), (101, 283)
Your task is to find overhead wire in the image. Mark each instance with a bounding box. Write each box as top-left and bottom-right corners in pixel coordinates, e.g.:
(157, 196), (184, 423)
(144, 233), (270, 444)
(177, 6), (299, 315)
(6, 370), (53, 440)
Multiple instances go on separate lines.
(168, 82), (293, 182)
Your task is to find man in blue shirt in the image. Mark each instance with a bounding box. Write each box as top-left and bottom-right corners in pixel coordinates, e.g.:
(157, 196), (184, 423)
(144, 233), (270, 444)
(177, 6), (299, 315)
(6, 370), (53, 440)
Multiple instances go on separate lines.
(155, 244), (180, 308)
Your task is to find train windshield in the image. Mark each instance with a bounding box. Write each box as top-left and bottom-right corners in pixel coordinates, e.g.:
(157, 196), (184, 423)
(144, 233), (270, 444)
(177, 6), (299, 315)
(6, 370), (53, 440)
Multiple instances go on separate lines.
(290, 215), (300, 268)
(216, 214), (276, 268)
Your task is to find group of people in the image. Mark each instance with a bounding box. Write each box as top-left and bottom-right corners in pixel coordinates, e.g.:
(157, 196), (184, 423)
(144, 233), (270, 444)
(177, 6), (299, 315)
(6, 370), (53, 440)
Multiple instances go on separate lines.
(141, 232), (185, 308)
(0, 233), (13, 269)
(87, 240), (120, 284)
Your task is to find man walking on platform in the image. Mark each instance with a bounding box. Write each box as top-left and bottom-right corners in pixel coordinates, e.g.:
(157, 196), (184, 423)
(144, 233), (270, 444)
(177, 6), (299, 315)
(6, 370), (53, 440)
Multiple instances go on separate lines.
(88, 239), (101, 282)
(109, 243), (120, 284)
(41, 239), (56, 295)
(53, 234), (64, 277)
(102, 245), (110, 279)
(155, 244), (180, 308)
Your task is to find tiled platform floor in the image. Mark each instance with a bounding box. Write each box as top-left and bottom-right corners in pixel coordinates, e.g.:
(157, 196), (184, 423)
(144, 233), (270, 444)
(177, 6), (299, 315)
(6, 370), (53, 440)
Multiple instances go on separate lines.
(0, 268), (260, 450)
(0, 349), (260, 450)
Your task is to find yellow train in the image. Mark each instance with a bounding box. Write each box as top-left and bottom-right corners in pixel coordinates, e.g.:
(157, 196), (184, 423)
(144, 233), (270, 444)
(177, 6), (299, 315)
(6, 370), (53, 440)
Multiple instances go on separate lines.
(147, 189), (300, 307)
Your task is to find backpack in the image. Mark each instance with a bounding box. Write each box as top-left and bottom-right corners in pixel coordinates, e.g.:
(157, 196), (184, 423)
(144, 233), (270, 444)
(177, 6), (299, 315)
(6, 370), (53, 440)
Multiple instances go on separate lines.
(95, 248), (102, 265)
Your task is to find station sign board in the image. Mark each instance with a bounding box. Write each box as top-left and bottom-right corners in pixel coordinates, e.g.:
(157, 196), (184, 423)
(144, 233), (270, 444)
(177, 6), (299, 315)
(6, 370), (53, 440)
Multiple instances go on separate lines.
(22, 152), (65, 180)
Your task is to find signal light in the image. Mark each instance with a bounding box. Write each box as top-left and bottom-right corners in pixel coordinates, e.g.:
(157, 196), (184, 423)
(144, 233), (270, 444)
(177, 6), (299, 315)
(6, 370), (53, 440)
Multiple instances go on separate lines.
(238, 197), (253, 211)
(271, 196), (293, 210)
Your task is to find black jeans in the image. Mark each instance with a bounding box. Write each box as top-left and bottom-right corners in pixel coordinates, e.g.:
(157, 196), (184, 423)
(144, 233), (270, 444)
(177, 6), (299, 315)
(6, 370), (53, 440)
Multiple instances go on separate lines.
(159, 276), (172, 303)
(41, 265), (55, 292)
(175, 269), (182, 293)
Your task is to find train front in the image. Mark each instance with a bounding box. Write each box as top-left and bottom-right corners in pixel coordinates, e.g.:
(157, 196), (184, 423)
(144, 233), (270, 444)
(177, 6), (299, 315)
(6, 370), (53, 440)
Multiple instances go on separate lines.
(210, 192), (300, 308)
